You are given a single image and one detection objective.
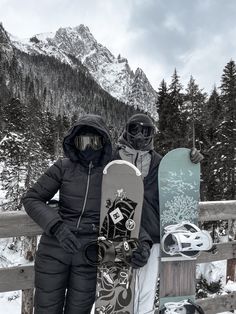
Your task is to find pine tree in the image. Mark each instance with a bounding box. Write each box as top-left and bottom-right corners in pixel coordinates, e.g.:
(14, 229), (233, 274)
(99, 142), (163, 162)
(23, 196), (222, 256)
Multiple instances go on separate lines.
(156, 70), (185, 154)
(1, 98), (26, 136)
(203, 87), (223, 200)
(156, 79), (168, 131)
(0, 132), (27, 210)
(183, 76), (207, 148)
(155, 79), (168, 154)
(0, 98), (28, 210)
(216, 60), (236, 199)
(23, 95), (50, 191)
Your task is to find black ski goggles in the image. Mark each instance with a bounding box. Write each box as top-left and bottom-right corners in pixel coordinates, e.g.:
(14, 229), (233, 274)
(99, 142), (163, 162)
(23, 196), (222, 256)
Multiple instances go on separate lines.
(128, 123), (154, 137)
(74, 134), (103, 151)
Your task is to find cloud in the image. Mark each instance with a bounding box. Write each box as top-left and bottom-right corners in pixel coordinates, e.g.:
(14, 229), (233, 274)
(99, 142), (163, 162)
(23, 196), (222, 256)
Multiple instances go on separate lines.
(180, 28), (236, 92)
(123, 0), (236, 91)
(1, 0), (236, 93)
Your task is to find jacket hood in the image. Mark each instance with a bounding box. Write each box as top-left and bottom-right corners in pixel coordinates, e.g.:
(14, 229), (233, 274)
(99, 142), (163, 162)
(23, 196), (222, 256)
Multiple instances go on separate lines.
(63, 114), (112, 165)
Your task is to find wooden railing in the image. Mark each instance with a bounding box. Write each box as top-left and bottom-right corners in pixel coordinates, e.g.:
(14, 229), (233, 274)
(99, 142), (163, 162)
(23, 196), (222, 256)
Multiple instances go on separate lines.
(0, 200), (236, 313)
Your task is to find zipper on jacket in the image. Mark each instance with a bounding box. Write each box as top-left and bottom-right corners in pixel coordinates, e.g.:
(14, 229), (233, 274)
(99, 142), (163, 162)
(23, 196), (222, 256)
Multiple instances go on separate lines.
(76, 161), (93, 231)
(134, 152), (139, 167)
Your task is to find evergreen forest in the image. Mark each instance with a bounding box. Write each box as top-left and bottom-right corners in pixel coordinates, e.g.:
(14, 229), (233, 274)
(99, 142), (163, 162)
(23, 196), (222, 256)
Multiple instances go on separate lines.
(0, 26), (235, 212)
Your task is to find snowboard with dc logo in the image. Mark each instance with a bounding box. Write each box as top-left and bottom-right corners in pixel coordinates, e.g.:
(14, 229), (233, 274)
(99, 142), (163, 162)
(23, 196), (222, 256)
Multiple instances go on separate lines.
(94, 160), (144, 314)
(158, 148), (203, 313)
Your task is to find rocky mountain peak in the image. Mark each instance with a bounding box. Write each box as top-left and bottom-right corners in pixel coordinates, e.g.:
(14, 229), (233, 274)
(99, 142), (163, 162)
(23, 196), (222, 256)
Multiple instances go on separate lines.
(134, 67), (146, 79)
(0, 23), (14, 66)
(75, 24), (94, 40)
(0, 22), (11, 44)
(7, 23), (158, 119)
(129, 67), (158, 119)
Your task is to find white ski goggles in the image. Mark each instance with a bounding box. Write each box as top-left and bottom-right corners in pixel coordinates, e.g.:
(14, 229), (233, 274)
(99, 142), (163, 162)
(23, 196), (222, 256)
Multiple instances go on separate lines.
(74, 134), (103, 151)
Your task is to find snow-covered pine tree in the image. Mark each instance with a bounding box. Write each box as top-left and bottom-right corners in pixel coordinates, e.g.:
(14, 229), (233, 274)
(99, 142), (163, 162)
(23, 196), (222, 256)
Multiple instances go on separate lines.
(217, 60), (236, 200)
(155, 79), (168, 154)
(42, 111), (70, 160)
(23, 95), (51, 190)
(155, 70), (185, 154)
(0, 98), (28, 210)
(203, 86), (223, 200)
(183, 76), (207, 149)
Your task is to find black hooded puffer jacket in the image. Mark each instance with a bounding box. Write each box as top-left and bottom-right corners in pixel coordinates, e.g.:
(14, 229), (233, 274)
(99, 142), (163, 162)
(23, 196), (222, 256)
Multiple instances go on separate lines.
(22, 114), (112, 236)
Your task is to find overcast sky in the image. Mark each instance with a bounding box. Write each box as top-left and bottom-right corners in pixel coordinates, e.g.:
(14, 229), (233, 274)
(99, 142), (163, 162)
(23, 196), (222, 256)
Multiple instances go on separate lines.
(1, 0), (236, 94)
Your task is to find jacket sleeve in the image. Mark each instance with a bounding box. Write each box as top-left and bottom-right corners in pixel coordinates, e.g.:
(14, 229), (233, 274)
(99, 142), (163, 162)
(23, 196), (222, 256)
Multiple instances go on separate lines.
(139, 226), (153, 247)
(22, 159), (63, 234)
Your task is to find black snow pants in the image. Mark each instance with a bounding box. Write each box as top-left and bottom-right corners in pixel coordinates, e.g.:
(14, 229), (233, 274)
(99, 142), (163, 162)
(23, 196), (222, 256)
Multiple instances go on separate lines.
(34, 233), (97, 314)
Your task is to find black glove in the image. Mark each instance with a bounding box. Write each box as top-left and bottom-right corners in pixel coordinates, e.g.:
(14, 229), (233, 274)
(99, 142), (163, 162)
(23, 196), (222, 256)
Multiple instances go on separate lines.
(51, 222), (81, 254)
(130, 241), (151, 269)
(190, 148), (204, 164)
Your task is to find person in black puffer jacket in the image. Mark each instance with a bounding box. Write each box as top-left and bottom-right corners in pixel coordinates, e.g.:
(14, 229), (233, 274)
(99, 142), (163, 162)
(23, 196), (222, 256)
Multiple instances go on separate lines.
(22, 114), (151, 314)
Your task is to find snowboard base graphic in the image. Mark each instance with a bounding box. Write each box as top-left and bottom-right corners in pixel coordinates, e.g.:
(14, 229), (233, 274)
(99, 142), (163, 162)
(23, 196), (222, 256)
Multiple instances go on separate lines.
(94, 160), (144, 314)
(158, 148), (200, 310)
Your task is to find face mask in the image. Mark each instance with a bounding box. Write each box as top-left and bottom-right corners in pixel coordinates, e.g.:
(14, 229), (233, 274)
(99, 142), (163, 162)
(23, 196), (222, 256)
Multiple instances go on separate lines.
(126, 122), (154, 150)
(129, 132), (149, 150)
(78, 147), (103, 163)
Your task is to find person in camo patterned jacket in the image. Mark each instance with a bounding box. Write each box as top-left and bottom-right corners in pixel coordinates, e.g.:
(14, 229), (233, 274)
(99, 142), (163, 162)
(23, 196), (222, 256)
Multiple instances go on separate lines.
(113, 113), (203, 314)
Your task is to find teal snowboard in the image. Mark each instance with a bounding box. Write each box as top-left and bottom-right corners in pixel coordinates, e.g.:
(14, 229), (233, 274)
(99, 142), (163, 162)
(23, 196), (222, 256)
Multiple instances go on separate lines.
(158, 148), (201, 311)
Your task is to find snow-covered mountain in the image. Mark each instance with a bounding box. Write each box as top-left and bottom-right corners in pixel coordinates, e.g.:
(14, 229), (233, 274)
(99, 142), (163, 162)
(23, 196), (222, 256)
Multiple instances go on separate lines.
(10, 25), (158, 119)
(0, 23), (14, 85)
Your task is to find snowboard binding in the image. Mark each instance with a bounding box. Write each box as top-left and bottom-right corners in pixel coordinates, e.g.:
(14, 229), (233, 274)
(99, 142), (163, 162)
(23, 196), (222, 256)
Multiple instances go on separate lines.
(84, 237), (140, 267)
(159, 299), (205, 314)
(161, 221), (213, 258)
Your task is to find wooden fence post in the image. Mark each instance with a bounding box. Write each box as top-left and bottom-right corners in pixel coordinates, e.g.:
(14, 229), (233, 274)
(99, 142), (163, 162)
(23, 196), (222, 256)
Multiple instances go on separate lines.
(226, 219), (236, 283)
(227, 258), (236, 282)
(22, 289), (34, 314)
(21, 235), (37, 314)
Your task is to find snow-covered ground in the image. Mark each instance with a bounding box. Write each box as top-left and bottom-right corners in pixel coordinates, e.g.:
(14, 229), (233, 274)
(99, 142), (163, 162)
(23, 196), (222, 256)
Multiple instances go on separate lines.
(0, 237), (28, 314)
(0, 291), (21, 314)
(0, 290), (95, 313)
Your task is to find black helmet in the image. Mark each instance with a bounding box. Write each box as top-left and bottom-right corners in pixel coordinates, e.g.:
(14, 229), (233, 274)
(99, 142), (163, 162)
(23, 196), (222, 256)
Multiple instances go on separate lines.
(126, 114), (155, 150)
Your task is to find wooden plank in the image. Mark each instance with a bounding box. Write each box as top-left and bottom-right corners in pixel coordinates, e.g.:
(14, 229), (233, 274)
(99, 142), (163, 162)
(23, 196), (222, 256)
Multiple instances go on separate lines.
(197, 242), (236, 263)
(159, 260), (196, 298)
(0, 265), (34, 292)
(199, 200), (236, 222)
(196, 292), (236, 313)
(0, 211), (42, 238)
(0, 201), (235, 238)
